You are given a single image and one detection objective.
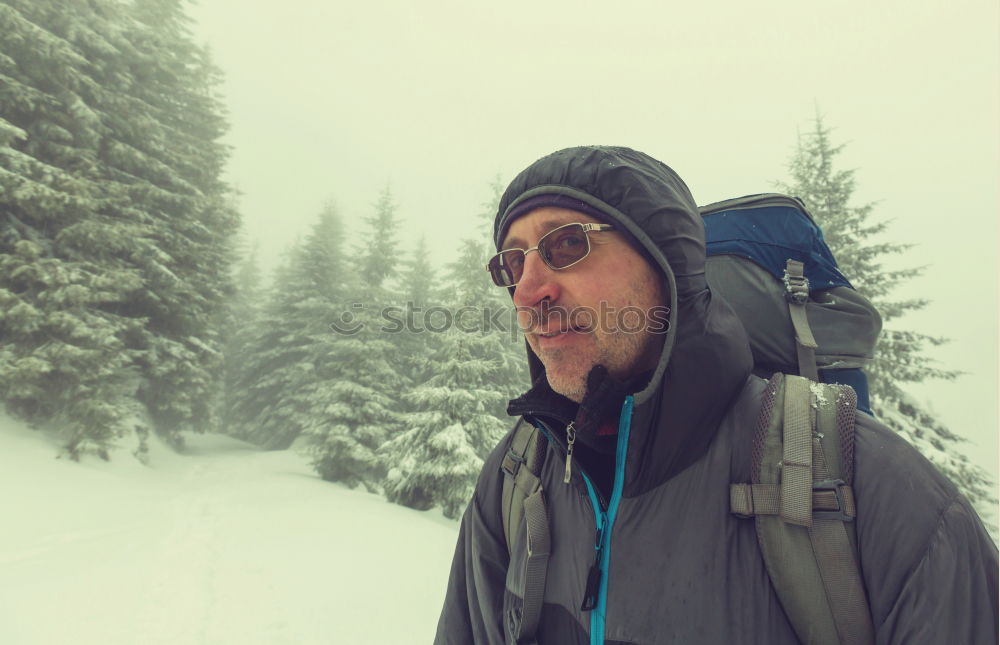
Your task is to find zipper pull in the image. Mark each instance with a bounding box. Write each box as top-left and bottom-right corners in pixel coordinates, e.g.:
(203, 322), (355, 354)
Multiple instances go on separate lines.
(563, 422), (576, 484)
(581, 522), (604, 611)
(580, 557), (602, 611)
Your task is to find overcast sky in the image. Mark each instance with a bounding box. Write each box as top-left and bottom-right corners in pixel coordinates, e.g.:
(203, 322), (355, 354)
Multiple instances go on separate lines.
(189, 0), (999, 481)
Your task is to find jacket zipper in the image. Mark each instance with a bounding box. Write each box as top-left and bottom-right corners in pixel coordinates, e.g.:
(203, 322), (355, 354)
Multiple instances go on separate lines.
(581, 396), (634, 645)
(526, 397), (635, 645)
(528, 415), (607, 509)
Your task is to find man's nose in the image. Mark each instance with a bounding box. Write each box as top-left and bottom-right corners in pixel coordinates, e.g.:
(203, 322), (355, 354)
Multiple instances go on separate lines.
(512, 250), (560, 308)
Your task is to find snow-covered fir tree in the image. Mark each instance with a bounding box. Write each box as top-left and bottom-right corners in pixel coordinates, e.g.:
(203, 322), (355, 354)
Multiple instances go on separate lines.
(304, 192), (407, 491)
(357, 185), (401, 290)
(225, 204), (348, 450)
(379, 181), (529, 515)
(381, 328), (512, 518)
(392, 236), (442, 385)
(779, 115), (995, 521)
(220, 236), (263, 431)
(0, 239), (145, 459)
(0, 0), (148, 458)
(0, 0), (236, 456)
(307, 330), (404, 492)
(114, 0), (238, 445)
(442, 179), (529, 420)
(398, 236), (437, 310)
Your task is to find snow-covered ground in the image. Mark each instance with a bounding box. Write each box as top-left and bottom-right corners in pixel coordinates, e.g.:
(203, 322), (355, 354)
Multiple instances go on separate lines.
(0, 414), (460, 645)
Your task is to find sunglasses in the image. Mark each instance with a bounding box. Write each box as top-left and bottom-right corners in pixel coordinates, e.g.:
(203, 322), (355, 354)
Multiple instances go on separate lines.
(486, 222), (616, 287)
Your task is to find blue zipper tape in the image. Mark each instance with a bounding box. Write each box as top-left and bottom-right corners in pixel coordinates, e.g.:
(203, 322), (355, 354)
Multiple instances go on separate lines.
(585, 395), (634, 645)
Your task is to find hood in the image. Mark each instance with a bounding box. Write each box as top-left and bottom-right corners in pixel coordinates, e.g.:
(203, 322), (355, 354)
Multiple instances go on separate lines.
(495, 145), (754, 494)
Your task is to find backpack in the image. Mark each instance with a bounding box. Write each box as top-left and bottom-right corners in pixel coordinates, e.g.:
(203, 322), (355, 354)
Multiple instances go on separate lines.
(702, 194), (882, 414)
(501, 193), (881, 645)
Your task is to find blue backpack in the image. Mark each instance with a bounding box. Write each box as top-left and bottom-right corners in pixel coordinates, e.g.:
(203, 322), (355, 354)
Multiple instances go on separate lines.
(701, 193), (881, 414)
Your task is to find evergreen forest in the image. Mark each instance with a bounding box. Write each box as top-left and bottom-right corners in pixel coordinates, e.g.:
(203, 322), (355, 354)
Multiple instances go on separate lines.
(0, 0), (993, 526)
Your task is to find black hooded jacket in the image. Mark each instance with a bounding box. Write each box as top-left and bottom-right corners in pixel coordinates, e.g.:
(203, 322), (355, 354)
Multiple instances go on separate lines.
(435, 146), (998, 644)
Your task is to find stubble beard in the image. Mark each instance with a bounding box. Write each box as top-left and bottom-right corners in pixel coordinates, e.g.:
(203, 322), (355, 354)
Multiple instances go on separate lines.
(536, 326), (661, 404)
(539, 346), (589, 403)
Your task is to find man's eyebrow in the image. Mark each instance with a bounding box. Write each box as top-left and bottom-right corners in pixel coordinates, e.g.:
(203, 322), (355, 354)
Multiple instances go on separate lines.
(501, 235), (525, 251)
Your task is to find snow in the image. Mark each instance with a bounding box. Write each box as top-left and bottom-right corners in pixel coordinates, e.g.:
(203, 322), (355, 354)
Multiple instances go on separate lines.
(0, 116), (27, 142)
(0, 413), (460, 644)
(809, 382), (829, 408)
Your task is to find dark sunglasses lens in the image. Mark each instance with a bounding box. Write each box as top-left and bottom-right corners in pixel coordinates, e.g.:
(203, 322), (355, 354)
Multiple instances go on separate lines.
(540, 225), (590, 268)
(488, 250), (523, 286)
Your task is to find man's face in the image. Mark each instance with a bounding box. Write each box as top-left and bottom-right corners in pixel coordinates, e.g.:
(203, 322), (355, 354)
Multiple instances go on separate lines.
(502, 206), (666, 403)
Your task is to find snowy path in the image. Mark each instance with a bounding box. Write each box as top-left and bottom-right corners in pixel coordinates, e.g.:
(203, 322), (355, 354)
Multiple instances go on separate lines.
(0, 419), (460, 644)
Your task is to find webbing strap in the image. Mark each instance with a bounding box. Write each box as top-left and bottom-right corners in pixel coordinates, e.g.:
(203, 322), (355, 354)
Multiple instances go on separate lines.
(785, 259), (820, 381)
(729, 483), (856, 518)
(501, 420), (536, 552)
(732, 376), (874, 645)
(518, 490), (550, 642)
(781, 375), (814, 527)
(809, 420), (875, 645)
(500, 421), (551, 643)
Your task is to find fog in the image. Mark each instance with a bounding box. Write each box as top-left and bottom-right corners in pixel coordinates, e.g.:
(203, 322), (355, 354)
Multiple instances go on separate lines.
(190, 0), (999, 480)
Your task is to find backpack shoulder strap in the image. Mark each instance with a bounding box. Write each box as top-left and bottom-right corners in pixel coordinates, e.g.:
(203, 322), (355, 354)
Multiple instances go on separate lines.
(730, 374), (875, 645)
(500, 418), (550, 643)
(501, 418), (545, 551)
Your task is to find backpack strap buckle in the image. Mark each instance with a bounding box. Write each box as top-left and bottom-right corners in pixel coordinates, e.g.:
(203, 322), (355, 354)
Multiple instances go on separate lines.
(811, 478), (856, 521)
(783, 259), (811, 305)
(501, 448), (526, 478)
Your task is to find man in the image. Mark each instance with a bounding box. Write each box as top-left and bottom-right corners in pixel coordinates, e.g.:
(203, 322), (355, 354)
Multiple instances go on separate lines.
(435, 146), (998, 644)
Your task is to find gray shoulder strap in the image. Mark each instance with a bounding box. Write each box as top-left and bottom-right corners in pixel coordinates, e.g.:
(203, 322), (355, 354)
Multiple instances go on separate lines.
(807, 381), (875, 645)
(500, 419), (550, 643)
(501, 419), (543, 551)
(730, 375), (875, 645)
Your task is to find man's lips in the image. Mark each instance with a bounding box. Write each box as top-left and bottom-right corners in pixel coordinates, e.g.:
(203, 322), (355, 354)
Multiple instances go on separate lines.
(531, 324), (587, 337)
(531, 324), (590, 344)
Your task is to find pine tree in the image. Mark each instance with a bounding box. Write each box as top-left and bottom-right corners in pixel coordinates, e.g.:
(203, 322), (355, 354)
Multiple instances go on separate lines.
(0, 239), (144, 459)
(220, 236), (262, 431)
(0, 0), (236, 456)
(225, 203), (348, 450)
(303, 191), (408, 491)
(306, 329), (404, 492)
(393, 236), (442, 385)
(380, 328), (512, 518)
(398, 236), (436, 309)
(357, 185), (400, 290)
(442, 178), (528, 418)
(233, 239), (264, 324)
(0, 0), (142, 457)
(379, 180), (529, 515)
(779, 115), (995, 520)
(116, 0), (238, 445)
